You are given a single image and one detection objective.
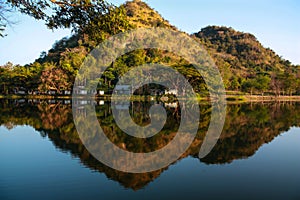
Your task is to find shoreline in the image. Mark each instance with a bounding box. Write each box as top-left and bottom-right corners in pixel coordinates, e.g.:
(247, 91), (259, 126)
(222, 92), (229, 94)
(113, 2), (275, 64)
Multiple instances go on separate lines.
(225, 95), (300, 102)
(2, 94), (300, 102)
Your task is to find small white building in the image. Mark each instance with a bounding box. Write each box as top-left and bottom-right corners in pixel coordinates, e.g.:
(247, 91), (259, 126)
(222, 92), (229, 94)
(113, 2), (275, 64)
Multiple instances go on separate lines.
(98, 90), (105, 95)
(16, 90), (26, 95)
(78, 90), (88, 95)
(73, 87), (96, 95)
(165, 89), (178, 96)
(48, 99), (56, 104)
(63, 90), (71, 95)
(48, 90), (56, 95)
(14, 87), (27, 95)
(64, 100), (71, 105)
(165, 102), (178, 108)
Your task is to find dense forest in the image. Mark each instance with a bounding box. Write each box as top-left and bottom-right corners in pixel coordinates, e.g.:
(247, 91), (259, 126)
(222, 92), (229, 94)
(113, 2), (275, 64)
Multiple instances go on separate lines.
(1, 0), (299, 96)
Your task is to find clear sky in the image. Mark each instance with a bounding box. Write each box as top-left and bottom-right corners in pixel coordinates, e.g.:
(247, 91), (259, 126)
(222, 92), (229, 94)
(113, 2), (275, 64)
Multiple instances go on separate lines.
(0, 0), (299, 65)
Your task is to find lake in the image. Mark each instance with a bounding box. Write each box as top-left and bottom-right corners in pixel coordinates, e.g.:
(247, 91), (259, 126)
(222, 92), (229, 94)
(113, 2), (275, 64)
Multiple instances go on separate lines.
(0, 99), (299, 200)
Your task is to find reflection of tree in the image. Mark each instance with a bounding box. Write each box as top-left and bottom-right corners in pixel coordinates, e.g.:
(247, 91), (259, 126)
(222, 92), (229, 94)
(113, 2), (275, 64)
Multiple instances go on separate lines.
(47, 128), (166, 190)
(1, 100), (300, 190)
(3, 121), (15, 130)
(38, 102), (70, 130)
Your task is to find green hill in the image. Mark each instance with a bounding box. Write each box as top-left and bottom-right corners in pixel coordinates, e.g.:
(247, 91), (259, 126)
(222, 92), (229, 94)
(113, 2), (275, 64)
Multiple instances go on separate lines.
(193, 26), (299, 91)
(1, 0), (299, 96)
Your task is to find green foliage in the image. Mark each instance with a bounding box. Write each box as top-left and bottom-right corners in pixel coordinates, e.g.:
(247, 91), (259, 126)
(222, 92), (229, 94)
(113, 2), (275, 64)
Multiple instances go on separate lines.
(0, 62), (43, 94)
(124, 0), (175, 29)
(193, 25), (299, 93)
(7, 0), (110, 32)
(86, 5), (131, 43)
(242, 75), (270, 95)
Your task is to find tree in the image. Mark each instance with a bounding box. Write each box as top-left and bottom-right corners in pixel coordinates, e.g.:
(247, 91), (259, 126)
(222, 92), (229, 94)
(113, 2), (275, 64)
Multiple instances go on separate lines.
(0, 62), (44, 94)
(0, 67), (10, 94)
(242, 78), (257, 95)
(242, 75), (270, 95)
(255, 75), (270, 95)
(283, 72), (297, 96)
(85, 5), (130, 43)
(0, 0), (13, 37)
(38, 63), (71, 94)
(270, 72), (283, 96)
(230, 76), (241, 90)
(7, 0), (107, 29)
(6, 0), (129, 37)
(0, 62), (16, 94)
(4, 0), (130, 40)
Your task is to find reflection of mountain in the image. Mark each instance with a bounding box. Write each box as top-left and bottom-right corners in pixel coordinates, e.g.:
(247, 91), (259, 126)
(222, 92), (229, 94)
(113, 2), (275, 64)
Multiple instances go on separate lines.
(47, 127), (166, 190)
(1, 100), (300, 190)
(200, 103), (300, 164)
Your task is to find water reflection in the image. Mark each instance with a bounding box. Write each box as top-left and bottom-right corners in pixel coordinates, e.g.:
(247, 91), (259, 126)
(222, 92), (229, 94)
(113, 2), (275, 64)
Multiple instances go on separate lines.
(0, 99), (299, 190)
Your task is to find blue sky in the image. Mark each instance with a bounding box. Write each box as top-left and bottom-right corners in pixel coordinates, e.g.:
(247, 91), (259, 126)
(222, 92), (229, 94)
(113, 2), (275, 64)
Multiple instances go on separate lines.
(0, 0), (299, 65)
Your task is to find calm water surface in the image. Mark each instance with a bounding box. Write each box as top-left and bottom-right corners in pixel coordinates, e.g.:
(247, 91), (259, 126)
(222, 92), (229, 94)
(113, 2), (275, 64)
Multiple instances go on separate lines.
(0, 100), (299, 199)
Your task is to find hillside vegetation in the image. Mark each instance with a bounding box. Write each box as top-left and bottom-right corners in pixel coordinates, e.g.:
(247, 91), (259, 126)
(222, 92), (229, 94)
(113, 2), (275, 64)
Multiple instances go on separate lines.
(1, 0), (299, 96)
(193, 26), (300, 94)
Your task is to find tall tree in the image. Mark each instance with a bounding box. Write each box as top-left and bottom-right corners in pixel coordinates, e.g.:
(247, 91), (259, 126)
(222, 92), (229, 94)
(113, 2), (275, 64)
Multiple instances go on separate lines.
(7, 0), (109, 30)
(3, 0), (130, 40)
(255, 75), (271, 95)
(38, 63), (71, 94)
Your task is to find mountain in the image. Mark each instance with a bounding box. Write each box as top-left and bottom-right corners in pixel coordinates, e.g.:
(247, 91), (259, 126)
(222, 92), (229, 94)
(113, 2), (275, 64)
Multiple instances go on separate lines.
(192, 26), (299, 90)
(1, 0), (299, 96)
